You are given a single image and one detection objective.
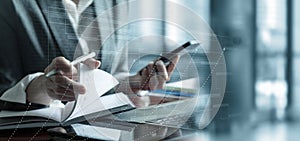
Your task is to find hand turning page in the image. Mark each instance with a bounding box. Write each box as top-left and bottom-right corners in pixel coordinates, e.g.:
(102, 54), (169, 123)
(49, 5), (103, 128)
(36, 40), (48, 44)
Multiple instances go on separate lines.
(0, 64), (135, 129)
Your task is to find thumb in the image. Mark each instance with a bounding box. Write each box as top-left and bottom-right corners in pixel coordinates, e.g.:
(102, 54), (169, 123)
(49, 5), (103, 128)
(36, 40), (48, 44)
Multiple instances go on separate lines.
(82, 58), (101, 69)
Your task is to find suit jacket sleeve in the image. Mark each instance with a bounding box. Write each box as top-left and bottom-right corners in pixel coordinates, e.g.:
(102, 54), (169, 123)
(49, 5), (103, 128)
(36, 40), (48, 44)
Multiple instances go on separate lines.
(0, 0), (25, 96)
(0, 0), (46, 104)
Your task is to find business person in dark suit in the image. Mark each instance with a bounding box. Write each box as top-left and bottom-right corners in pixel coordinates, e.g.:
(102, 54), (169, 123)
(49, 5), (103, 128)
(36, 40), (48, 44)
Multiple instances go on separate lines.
(0, 0), (179, 106)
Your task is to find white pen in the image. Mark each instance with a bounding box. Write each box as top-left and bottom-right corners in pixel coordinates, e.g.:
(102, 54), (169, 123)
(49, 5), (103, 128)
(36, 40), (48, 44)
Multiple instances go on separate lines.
(45, 52), (96, 77)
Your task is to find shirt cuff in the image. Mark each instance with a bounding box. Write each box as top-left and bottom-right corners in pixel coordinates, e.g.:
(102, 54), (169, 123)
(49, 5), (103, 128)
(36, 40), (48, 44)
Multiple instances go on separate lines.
(0, 72), (44, 104)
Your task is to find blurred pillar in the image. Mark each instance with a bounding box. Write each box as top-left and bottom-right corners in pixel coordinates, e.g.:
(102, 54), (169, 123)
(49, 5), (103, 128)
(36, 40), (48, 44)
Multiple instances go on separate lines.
(209, 0), (255, 132)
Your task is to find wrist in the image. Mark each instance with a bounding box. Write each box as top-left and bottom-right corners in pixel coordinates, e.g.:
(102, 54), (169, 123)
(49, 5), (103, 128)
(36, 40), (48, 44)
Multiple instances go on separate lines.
(115, 74), (143, 94)
(129, 74), (148, 93)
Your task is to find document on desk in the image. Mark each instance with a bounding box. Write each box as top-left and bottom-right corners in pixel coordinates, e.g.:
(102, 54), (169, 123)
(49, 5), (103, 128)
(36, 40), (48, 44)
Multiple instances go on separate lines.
(114, 78), (204, 128)
(149, 78), (199, 98)
(0, 64), (135, 129)
(71, 123), (122, 141)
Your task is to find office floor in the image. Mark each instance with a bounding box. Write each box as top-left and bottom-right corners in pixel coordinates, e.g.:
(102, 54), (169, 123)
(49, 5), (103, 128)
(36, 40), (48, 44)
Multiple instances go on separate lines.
(172, 120), (300, 141)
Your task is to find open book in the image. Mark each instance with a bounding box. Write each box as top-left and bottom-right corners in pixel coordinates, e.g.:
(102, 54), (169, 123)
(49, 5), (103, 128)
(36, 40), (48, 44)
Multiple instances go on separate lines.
(0, 64), (135, 129)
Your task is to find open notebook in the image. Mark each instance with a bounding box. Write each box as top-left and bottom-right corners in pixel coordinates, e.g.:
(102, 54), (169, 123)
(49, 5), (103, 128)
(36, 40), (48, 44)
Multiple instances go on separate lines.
(0, 64), (135, 129)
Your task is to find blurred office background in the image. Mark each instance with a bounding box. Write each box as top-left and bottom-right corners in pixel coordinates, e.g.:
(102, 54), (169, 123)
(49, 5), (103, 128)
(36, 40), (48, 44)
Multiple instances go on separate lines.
(123, 0), (300, 140)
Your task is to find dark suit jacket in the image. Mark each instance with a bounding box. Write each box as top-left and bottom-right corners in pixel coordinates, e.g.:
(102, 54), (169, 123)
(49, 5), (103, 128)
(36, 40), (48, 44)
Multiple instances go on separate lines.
(0, 0), (129, 95)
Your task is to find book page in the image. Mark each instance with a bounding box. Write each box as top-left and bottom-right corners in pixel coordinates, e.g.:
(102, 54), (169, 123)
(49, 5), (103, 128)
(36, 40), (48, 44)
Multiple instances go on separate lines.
(66, 92), (135, 121)
(64, 64), (119, 121)
(0, 106), (63, 122)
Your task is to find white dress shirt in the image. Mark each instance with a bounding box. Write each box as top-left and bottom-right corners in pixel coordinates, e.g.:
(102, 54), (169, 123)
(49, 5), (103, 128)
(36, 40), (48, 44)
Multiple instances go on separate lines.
(0, 0), (94, 104)
(63, 0), (93, 32)
(63, 0), (93, 54)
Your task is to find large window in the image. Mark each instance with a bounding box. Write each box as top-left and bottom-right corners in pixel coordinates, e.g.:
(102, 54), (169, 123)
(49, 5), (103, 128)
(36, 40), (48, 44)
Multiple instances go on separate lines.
(255, 0), (287, 119)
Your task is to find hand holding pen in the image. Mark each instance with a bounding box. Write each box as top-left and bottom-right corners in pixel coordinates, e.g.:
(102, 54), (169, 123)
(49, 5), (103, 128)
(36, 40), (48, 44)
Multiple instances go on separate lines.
(26, 52), (101, 105)
(45, 52), (97, 77)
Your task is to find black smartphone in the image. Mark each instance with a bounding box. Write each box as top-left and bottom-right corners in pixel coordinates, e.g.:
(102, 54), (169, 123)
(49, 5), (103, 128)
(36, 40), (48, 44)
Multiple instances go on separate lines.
(157, 40), (200, 65)
(137, 40), (200, 75)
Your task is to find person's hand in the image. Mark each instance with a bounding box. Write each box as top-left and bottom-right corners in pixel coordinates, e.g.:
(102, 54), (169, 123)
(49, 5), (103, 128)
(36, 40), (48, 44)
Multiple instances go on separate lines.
(129, 55), (180, 93)
(26, 57), (100, 105)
